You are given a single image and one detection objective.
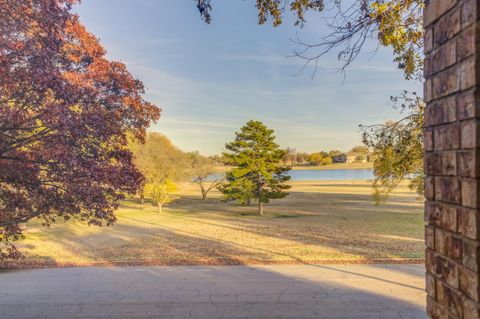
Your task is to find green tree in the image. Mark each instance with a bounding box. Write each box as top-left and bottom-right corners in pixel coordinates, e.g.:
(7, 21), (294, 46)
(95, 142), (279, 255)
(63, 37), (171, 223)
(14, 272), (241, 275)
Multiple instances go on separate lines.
(220, 120), (291, 215)
(308, 152), (324, 165)
(321, 156), (333, 165)
(308, 152), (331, 165)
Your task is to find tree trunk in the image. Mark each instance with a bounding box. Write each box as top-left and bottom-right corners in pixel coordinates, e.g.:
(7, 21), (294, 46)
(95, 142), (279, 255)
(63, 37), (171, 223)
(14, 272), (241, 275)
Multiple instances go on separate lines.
(257, 182), (263, 215)
(201, 188), (207, 200)
(140, 192), (144, 204)
(157, 202), (162, 213)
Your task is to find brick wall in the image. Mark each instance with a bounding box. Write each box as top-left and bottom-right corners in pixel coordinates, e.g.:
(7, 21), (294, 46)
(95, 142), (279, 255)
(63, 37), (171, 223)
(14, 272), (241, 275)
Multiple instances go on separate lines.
(424, 0), (480, 318)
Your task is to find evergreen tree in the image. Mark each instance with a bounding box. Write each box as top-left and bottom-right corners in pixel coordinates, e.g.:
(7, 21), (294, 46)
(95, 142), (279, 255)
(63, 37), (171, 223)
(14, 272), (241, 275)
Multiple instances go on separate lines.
(220, 120), (291, 215)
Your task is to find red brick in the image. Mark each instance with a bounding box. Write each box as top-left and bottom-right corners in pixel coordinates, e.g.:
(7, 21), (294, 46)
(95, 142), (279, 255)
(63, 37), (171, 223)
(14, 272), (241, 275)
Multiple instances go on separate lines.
(434, 8), (461, 46)
(460, 56), (478, 90)
(461, 119), (480, 149)
(462, 178), (480, 208)
(433, 66), (460, 99)
(457, 25), (477, 61)
(427, 296), (446, 319)
(436, 280), (463, 317)
(435, 177), (461, 204)
(426, 27), (434, 54)
(426, 96), (457, 126)
(427, 272), (437, 299)
(425, 0), (458, 27)
(464, 298), (480, 319)
(435, 229), (462, 263)
(425, 78), (433, 103)
(426, 248), (437, 274)
(433, 41), (457, 73)
(424, 2), (480, 317)
(463, 240), (480, 272)
(425, 59), (436, 82)
(458, 150), (479, 177)
(460, 266), (480, 301)
(457, 89), (480, 120)
(426, 178), (435, 200)
(426, 152), (441, 175)
(425, 130), (434, 151)
(426, 202), (458, 232)
(441, 151), (457, 176)
(462, 0), (480, 28)
(458, 207), (480, 240)
(434, 124), (460, 150)
(426, 225), (436, 249)
(436, 255), (460, 288)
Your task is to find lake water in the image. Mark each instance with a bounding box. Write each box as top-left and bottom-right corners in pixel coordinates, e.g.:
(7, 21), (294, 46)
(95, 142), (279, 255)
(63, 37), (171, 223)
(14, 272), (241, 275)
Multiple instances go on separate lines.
(209, 169), (374, 181)
(288, 169), (374, 181)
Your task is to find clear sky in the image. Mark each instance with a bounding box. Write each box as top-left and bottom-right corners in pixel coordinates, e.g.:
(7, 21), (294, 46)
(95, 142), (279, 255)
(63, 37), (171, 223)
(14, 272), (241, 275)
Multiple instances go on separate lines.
(75, 0), (421, 155)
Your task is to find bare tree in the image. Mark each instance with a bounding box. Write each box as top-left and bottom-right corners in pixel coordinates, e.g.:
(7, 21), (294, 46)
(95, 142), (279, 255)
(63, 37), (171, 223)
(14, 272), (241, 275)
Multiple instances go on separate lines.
(194, 175), (223, 200)
(188, 152), (224, 200)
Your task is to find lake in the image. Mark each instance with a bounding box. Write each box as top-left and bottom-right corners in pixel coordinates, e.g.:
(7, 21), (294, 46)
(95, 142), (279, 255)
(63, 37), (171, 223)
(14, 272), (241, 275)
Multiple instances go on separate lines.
(208, 169), (375, 181)
(288, 169), (374, 181)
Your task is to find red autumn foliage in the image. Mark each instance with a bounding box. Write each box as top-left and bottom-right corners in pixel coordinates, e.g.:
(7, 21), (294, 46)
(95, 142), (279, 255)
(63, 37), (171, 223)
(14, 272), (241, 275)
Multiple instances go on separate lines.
(0, 0), (160, 259)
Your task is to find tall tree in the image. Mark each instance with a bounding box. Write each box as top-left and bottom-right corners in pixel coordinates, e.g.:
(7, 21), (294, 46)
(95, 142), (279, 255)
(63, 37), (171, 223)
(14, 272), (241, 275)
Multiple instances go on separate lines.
(131, 133), (187, 212)
(0, 0), (160, 259)
(308, 152), (330, 165)
(221, 120), (291, 215)
(296, 152), (310, 164)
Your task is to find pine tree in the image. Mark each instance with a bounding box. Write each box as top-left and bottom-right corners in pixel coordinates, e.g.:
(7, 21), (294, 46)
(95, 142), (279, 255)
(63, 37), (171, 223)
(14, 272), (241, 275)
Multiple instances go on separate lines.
(220, 120), (291, 215)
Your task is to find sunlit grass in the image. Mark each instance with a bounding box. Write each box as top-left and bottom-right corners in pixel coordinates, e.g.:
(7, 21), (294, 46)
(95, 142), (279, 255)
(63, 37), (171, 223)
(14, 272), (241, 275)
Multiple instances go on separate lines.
(5, 180), (424, 268)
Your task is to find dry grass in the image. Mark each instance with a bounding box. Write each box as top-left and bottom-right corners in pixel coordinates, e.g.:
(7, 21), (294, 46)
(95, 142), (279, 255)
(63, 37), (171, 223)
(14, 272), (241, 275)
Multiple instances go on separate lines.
(4, 180), (424, 268)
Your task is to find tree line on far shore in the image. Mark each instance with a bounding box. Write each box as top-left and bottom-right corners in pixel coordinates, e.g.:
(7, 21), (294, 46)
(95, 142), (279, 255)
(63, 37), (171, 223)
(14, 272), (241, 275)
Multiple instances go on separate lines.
(209, 145), (371, 167)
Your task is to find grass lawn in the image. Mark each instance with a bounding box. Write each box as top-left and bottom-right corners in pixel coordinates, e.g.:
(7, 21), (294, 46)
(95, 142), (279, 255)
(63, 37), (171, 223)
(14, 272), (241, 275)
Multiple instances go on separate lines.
(4, 180), (424, 268)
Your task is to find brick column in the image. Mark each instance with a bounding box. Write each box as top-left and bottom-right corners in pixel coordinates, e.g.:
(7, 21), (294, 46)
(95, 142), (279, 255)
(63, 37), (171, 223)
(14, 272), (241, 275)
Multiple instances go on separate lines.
(424, 0), (480, 318)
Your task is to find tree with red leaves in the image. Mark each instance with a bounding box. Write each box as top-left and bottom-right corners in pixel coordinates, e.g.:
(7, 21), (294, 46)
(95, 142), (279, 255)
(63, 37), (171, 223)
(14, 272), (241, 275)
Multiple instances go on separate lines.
(0, 0), (160, 259)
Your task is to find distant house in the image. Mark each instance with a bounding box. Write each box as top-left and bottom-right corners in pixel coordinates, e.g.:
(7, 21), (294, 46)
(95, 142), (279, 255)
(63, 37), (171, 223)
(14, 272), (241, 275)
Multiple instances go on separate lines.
(332, 153), (347, 163)
(346, 151), (368, 163)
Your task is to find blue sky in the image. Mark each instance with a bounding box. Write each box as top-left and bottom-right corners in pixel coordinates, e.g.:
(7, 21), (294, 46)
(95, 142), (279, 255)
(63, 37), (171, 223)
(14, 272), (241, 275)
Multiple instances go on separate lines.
(75, 0), (421, 155)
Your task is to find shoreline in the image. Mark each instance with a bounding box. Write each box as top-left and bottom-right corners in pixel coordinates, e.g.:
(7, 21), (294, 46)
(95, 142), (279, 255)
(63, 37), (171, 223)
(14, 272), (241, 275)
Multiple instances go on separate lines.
(214, 163), (373, 172)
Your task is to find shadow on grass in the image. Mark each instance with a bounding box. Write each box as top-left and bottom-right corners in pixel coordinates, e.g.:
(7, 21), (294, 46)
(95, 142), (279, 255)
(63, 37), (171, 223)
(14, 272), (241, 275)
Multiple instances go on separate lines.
(169, 190), (422, 216)
(3, 184), (424, 269)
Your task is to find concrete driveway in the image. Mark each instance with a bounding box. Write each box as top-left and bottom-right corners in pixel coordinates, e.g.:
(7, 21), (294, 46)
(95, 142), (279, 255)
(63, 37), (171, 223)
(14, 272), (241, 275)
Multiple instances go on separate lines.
(0, 264), (426, 319)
